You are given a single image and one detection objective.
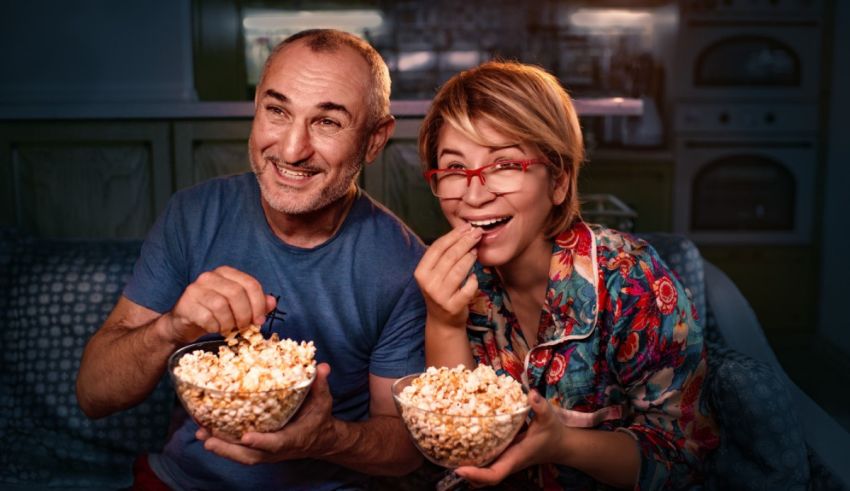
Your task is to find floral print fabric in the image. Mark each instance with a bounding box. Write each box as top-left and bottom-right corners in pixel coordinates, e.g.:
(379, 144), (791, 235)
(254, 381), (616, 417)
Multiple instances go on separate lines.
(466, 221), (718, 490)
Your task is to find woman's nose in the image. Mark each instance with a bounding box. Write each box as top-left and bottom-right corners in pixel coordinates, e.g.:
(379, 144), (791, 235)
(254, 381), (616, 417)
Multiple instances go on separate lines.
(462, 175), (496, 206)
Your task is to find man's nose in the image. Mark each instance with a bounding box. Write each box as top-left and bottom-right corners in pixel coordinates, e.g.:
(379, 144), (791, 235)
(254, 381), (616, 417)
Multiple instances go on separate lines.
(462, 175), (495, 206)
(281, 122), (314, 163)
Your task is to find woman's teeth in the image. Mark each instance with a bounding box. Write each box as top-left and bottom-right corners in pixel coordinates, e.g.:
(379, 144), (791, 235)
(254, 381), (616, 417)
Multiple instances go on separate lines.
(469, 217), (511, 230)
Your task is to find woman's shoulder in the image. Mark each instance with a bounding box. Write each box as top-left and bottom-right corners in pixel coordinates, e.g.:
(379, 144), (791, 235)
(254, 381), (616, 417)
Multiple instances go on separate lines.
(586, 223), (652, 261)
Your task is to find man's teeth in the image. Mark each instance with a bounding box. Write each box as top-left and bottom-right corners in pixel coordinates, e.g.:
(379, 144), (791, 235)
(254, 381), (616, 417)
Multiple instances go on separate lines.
(275, 164), (313, 179)
(469, 217), (511, 228)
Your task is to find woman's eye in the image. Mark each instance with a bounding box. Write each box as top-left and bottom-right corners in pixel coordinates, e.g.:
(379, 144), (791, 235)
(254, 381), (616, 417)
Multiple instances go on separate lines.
(445, 162), (466, 171)
(494, 160), (523, 171)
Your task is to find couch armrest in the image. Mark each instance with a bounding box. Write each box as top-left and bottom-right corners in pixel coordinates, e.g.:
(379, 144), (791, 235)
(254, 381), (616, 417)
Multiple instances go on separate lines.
(704, 261), (850, 489)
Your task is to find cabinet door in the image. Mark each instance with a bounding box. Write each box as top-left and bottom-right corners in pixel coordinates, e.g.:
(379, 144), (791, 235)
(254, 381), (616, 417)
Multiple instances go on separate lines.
(364, 120), (449, 243)
(579, 157), (673, 233)
(0, 122), (171, 239)
(700, 245), (816, 339)
(173, 120), (252, 190)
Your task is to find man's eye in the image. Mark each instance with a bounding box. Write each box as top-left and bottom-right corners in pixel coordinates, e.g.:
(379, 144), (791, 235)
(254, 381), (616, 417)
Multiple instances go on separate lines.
(318, 118), (341, 127)
(266, 105), (284, 116)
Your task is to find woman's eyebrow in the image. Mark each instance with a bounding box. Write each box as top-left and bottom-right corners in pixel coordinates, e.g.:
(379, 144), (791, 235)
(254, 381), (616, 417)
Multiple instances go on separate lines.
(487, 144), (521, 153)
(438, 148), (464, 159)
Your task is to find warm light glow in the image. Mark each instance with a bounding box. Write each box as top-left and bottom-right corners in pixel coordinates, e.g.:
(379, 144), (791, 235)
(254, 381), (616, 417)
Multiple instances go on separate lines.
(568, 8), (654, 29)
(243, 9), (384, 35)
(398, 51), (436, 72)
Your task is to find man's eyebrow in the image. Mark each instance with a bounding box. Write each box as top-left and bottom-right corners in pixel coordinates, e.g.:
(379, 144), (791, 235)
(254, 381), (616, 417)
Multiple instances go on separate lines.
(261, 89), (288, 103)
(317, 101), (352, 119)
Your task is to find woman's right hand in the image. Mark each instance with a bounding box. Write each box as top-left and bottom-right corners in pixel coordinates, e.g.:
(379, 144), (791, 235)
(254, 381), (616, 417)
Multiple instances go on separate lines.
(163, 266), (276, 345)
(414, 224), (483, 329)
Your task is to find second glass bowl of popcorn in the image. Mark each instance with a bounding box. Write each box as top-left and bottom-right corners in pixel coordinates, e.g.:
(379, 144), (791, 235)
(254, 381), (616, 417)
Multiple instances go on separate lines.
(168, 332), (316, 439)
(391, 366), (531, 468)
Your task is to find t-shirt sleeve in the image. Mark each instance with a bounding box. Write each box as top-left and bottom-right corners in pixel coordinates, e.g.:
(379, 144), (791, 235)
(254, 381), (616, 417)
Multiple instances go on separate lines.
(369, 274), (426, 378)
(123, 196), (189, 313)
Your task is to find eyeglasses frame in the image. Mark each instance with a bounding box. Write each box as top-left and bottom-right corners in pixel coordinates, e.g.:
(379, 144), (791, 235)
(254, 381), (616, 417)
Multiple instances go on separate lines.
(423, 158), (547, 198)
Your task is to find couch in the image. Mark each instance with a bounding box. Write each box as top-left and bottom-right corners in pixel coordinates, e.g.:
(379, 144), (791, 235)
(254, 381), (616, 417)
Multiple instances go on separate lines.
(1, 228), (848, 490)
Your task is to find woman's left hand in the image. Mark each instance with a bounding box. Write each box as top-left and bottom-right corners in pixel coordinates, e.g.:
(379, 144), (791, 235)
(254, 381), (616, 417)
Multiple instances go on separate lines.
(454, 390), (568, 487)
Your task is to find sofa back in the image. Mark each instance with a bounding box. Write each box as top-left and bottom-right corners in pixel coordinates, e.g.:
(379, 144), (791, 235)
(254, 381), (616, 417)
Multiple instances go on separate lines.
(0, 229), (173, 490)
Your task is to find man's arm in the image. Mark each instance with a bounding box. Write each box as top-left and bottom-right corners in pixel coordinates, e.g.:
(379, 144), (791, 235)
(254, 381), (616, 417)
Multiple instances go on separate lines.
(198, 369), (423, 476)
(323, 373), (423, 474)
(76, 296), (178, 419)
(77, 266), (275, 419)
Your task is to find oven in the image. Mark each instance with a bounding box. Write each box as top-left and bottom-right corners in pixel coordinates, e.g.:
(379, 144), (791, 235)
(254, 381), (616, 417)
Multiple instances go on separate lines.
(674, 0), (823, 102)
(673, 102), (817, 245)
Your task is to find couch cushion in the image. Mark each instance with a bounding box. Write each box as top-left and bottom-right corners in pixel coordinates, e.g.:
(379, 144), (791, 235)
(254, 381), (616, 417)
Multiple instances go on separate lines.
(703, 346), (810, 490)
(0, 235), (173, 489)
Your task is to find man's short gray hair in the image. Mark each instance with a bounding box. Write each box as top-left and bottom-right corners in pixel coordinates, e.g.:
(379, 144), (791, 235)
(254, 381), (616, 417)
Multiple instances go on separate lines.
(258, 29), (392, 127)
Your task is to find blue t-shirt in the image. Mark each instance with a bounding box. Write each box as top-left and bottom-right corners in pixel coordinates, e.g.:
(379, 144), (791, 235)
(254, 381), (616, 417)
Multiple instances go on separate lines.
(123, 173), (426, 490)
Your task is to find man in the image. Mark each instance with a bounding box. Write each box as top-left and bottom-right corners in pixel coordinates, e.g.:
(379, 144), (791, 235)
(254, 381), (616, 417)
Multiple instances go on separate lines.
(76, 29), (425, 490)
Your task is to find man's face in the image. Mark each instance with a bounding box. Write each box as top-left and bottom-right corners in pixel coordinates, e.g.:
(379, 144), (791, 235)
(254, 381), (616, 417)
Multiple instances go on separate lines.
(249, 42), (373, 215)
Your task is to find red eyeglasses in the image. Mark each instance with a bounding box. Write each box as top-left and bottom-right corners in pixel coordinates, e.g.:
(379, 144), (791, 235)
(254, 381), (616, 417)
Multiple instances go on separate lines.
(423, 159), (546, 198)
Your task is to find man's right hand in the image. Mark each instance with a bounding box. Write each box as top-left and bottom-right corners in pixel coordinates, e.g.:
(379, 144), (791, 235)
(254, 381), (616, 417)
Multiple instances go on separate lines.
(164, 266), (277, 345)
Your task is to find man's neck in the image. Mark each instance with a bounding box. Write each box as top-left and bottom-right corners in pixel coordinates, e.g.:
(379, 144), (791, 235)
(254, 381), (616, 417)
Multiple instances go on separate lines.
(262, 186), (358, 249)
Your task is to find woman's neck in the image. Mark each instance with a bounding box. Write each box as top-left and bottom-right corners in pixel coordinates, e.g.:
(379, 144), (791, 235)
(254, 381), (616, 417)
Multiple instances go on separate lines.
(496, 236), (553, 346)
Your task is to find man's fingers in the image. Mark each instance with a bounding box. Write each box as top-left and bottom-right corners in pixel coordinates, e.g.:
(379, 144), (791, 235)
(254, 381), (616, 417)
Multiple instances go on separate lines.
(216, 267), (268, 327)
(202, 436), (267, 465)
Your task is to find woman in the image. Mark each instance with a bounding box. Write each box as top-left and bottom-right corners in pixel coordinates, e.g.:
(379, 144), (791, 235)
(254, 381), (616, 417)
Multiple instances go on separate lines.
(414, 61), (718, 490)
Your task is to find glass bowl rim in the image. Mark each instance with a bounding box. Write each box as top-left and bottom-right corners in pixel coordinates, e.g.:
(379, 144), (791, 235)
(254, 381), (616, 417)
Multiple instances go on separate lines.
(168, 339), (316, 396)
(391, 372), (531, 420)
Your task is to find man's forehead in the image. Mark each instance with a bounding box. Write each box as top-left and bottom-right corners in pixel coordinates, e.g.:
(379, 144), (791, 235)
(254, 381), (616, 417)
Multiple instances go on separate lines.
(261, 43), (371, 107)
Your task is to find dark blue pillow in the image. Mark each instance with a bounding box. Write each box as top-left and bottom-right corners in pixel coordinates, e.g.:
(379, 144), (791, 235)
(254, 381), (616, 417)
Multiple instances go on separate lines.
(704, 349), (810, 490)
(0, 237), (173, 489)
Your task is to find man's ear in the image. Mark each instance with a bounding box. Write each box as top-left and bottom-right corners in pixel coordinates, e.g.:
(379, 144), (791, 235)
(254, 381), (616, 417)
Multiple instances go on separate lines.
(364, 116), (396, 164)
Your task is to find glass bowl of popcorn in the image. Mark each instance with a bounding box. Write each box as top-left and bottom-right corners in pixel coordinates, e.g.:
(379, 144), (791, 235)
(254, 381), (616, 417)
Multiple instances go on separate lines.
(168, 326), (317, 439)
(391, 365), (531, 468)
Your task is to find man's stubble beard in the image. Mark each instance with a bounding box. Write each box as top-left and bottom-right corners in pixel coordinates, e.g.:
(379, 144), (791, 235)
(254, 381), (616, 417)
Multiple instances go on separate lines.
(250, 138), (367, 215)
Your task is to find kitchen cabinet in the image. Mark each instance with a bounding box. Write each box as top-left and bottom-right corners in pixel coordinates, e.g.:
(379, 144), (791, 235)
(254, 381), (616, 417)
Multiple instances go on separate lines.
(580, 149), (674, 233)
(699, 244), (817, 340)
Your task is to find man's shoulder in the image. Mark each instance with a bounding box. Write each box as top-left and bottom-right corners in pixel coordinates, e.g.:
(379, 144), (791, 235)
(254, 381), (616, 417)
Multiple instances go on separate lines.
(173, 172), (255, 202)
(353, 191), (426, 256)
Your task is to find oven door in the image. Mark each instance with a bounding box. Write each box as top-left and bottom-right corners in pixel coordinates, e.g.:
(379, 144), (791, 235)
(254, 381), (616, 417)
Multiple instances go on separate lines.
(673, 136), (816, 244)
(675, 23), (821, 101)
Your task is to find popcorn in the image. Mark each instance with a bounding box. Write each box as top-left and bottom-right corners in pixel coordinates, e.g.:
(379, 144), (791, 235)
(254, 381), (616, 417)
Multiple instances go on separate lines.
(395, 365), (529, 468)
(171, 324), (316, 438)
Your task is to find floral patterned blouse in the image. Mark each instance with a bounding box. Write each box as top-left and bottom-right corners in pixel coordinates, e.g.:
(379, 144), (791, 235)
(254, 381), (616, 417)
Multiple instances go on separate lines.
(466, 221), (719, 490)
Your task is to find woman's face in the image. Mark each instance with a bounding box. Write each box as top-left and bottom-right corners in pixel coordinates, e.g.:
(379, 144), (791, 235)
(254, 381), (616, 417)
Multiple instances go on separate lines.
(434, 122), (567, 267)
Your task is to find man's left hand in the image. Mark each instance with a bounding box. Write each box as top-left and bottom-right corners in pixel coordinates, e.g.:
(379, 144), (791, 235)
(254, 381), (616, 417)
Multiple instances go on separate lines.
(196, 363), (338, 465)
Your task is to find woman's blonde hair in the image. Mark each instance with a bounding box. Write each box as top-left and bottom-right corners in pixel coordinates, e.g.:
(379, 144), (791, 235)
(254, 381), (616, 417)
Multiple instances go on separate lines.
(419, 61), (585, 238)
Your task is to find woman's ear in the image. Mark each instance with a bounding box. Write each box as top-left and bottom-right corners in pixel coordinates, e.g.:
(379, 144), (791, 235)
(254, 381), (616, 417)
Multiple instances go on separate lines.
(551, 169), (570, 206)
